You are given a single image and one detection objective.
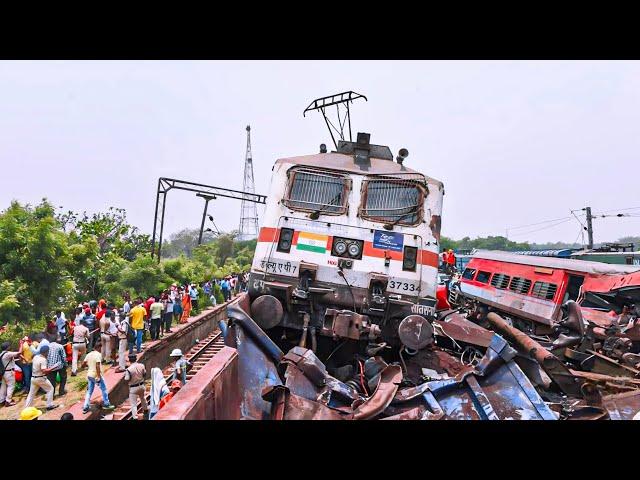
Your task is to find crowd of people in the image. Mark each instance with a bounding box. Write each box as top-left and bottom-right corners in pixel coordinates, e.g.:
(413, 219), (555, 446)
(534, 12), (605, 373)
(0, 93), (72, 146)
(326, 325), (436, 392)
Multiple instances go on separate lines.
(0, 273), (249, 420)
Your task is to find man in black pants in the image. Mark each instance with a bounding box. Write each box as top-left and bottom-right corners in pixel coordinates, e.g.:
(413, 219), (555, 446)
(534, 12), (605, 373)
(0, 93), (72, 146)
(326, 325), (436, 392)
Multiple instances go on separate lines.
(46, 336), (68, 396)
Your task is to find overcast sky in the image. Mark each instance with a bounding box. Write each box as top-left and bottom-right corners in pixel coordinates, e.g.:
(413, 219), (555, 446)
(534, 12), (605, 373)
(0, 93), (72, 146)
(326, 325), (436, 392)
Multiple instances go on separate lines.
(0, 60), (638, 245)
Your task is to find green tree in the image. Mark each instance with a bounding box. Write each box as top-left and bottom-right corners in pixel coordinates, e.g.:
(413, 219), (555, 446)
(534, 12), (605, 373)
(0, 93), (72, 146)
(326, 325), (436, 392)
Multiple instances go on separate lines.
(0, 200), (72, 322)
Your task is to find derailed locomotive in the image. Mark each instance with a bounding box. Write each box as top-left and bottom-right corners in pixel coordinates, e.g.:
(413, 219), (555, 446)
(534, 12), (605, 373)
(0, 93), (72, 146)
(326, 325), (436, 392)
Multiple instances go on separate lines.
(220, 121), (557, 419)
(247, 132), (443, 366)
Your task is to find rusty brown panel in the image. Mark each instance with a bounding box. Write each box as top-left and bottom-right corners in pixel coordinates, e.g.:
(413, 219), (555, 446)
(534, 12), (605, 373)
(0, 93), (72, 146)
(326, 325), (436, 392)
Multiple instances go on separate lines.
(602, 389), (640, 420)
(283, 392), (346, 420)
(429, 215), (441, 243)
(434, 313), (494, 348)
(351, 365), (403, 420)
(380, 406), (443, 420)
(584, 349), (640, 379)
(486, 312), (583, 396)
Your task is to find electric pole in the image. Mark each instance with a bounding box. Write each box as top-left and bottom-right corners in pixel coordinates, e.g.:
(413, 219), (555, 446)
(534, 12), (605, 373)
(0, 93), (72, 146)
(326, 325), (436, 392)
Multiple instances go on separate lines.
(197, 193), (216, 245)
(583, 206), (594, 249)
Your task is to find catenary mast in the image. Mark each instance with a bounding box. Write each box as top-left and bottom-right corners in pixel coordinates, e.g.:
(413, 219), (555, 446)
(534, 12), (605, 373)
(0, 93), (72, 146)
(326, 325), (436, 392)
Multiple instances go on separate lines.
(238, 125), (259, 241)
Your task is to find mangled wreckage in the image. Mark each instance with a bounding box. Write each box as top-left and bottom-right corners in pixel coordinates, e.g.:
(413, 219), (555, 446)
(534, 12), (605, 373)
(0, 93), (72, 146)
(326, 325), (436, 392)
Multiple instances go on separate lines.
(213, 93), (640, 420)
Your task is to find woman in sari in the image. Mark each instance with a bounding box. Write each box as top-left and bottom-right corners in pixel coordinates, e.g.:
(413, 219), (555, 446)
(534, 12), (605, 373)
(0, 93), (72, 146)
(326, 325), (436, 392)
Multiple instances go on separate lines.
(149, 367), (170, 419)
(180, 288), (191, 324)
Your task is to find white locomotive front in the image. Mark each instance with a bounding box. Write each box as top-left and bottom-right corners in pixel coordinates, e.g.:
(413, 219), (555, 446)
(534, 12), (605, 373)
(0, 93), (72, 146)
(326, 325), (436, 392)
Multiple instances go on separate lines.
(248, 133), (444, 363)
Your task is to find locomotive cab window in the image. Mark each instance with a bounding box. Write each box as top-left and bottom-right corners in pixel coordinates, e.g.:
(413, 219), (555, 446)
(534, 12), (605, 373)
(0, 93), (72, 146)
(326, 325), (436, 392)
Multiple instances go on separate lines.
(359, 176), (426, 226)
(284, 168), (349, 215)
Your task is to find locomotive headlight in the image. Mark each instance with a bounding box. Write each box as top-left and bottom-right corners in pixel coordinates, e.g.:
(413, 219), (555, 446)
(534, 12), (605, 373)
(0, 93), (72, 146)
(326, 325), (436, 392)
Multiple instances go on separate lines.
(334, 240), (347, 256)
(403, 246), (418, 272)
(347, 242), (361, 258)
(277, 228), (294, 253)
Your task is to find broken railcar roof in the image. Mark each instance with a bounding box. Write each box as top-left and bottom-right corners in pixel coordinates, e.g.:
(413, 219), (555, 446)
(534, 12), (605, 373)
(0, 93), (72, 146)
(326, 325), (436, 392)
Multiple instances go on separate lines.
(471, 249), (640, 275)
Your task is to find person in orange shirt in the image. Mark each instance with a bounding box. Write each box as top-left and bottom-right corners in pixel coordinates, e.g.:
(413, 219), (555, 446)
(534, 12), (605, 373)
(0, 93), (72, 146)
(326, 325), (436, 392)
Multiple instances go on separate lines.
(158, 380), (182, 410)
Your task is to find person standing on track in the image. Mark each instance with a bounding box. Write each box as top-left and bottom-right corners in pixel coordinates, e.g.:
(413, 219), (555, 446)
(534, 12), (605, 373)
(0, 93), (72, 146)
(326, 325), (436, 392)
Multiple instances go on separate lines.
(24, 345), (59, 411)
(169, 349), (190, 386)
(124, 353), (148, 420)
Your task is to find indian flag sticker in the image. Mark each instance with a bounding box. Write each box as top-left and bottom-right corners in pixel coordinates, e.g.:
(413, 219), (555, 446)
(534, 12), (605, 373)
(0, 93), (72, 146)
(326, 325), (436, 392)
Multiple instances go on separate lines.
(296, 231), (328, 254)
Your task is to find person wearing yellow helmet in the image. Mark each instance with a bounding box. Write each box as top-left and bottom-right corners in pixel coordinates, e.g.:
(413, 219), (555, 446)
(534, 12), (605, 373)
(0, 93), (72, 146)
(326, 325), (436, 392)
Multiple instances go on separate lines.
(19, 406), (43, 420)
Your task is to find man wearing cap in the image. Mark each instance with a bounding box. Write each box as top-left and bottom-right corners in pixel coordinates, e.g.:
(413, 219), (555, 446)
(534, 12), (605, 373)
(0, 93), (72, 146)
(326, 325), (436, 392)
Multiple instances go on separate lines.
(19, 406), (43, 420)
(0, 342), (21, 407)
(25, 344), (58, 411)
(71, 319), (90, 376)
(81, 342), (115, 414)
(170, 349), (190, 385)
(124, 353), (148, 420)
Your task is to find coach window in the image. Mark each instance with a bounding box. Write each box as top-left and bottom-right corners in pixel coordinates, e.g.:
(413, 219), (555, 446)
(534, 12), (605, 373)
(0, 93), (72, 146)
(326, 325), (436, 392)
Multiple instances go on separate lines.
(531, 281), (558, 300)
(284, 168), (349, 215)
(475, 271), (491, 284)
(490, 273), (511, 289)
(462, 268), (476, 280)
(509, 277), (532, 295)
(359, 175), (426, 226)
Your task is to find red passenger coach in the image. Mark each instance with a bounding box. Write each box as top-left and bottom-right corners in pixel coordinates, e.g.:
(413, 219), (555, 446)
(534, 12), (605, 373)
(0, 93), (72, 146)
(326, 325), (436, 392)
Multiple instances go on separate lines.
(457, 250), (640, 334)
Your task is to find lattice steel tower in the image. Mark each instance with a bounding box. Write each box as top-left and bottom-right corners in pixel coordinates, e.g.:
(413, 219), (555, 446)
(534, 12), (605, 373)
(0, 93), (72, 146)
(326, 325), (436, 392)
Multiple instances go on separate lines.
(238, 125), (259, 241)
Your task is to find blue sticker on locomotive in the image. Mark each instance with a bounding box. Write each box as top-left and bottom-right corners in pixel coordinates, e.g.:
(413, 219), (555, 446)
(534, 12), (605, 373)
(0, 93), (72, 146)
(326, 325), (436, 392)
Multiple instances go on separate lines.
(373, 230), (404, 252)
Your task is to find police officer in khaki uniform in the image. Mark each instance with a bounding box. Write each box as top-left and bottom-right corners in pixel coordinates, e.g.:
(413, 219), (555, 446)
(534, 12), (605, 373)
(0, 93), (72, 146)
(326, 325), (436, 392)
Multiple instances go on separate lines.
(71, 322), (89, 376)
(124, 354), (148, 420)
(24, 345), (59, 411)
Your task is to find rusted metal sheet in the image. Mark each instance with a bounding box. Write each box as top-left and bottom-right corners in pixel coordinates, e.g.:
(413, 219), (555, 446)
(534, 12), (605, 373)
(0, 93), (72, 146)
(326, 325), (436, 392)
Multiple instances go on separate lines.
(350, 365), (402, 420)
(434, 312), (494, 348)
(225, 322), (283, 420)
(389, 335), (558, 420)
(582, 270), (640, 294)
(602, 389), (640, 420)
(486, 312), (583, 396)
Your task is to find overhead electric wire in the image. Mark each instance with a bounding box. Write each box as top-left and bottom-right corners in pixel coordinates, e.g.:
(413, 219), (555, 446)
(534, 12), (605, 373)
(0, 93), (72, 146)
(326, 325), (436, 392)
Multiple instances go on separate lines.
(508, 218), (573, 237)
(506, 215), (577, 232)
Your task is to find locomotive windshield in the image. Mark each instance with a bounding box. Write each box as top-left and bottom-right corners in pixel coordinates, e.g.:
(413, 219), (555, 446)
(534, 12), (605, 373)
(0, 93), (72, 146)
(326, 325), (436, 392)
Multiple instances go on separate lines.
(284, 168), (349, 215)
(360, 177), (425, 225)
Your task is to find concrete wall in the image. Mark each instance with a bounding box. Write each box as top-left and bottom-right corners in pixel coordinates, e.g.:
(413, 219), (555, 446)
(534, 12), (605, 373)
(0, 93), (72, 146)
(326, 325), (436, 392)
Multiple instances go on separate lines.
(152, 346), (241, 420)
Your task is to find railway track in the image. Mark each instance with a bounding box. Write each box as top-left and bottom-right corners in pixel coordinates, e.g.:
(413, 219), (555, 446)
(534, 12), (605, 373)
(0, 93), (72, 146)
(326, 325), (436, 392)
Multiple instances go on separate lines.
(106, 329), (226, 420)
